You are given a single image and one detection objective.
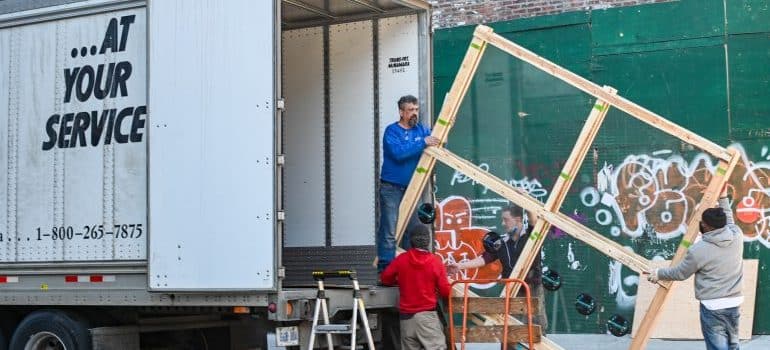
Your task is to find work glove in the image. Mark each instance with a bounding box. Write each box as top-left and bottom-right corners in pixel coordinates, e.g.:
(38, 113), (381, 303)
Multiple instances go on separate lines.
(646, 269), (659, 284)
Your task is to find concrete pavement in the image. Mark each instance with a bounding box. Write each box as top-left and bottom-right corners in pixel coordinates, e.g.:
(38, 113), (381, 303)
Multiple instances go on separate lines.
(464, 334), (770, 349)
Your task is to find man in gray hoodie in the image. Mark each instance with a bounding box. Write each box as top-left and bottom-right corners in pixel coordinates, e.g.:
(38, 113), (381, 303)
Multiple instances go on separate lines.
(647, 186), (743, 350)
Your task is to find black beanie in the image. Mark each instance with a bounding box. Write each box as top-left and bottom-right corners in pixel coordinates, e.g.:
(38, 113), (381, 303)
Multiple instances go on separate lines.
(409, 224), (432, 250)
(702, 207), (726, 229)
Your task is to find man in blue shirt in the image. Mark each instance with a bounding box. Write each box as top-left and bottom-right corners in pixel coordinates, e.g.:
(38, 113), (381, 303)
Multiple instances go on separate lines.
(377, 95), (439, 272)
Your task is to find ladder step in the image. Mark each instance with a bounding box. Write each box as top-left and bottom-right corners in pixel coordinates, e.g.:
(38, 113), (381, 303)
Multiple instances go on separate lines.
(314, 324), (353, 334)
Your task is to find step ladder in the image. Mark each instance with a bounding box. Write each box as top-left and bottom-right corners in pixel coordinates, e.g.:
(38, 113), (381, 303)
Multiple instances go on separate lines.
(449, 278), (541, 350)
(308, 269), (375, 350)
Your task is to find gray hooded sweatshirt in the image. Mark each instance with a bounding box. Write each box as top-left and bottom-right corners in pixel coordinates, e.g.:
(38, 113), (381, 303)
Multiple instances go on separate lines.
(657, 197), (744, 301)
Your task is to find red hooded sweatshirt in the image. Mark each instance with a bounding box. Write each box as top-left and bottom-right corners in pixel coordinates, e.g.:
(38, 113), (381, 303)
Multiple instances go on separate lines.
(380, 248), (452, 314)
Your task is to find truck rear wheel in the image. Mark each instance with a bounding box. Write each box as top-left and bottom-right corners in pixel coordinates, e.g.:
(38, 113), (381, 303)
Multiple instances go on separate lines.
(9, 310), (90, 350)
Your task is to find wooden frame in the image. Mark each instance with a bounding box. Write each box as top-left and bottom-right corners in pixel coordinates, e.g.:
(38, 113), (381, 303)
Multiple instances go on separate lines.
(500, 87), (616, 299)
(387, 24), (743, 349)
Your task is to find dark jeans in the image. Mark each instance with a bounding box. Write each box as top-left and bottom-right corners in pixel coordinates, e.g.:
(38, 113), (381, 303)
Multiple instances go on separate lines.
(376, 181), (420, 272)
(700, 303), (740, 350)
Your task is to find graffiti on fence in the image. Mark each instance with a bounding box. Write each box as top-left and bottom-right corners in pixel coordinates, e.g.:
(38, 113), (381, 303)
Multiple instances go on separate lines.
(580, 143), (770, 248)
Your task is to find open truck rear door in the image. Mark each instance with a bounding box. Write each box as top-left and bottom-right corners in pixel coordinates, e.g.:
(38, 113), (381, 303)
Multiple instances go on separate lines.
(147, 0), (277, 291)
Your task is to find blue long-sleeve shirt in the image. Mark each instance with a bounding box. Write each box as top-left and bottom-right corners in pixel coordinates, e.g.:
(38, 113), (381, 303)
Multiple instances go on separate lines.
(380, 122), (431, 187)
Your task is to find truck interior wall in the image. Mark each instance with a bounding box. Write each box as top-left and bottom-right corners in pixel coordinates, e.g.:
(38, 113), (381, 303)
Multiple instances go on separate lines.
(282, 27), (326, 248)
(328, 20), (376, 246)
(282, 14), (422, 285)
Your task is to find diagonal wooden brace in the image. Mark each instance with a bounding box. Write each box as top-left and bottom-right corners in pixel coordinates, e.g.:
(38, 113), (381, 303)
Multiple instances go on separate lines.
(500, 87), (617, 299)
(629, 147), (742, 350)
(425, 146), (655, 274)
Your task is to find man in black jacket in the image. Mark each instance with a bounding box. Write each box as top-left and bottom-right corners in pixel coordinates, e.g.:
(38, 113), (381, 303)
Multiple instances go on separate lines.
(447, 204), (548, 331)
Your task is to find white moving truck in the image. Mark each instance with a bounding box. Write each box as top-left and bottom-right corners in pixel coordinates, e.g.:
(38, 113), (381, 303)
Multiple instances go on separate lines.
(0, 0), (432, 348)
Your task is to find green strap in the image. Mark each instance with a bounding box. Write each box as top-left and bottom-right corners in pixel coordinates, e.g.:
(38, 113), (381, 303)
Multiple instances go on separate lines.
(416, 167), (427, 174)
(529, 231), (541, 241)
(560, 172), (571, 181)
(679, 239), (692, 248)
(716, 167), (727, 176)
(437, 118), (449, 126)
(470, 42), (481, 50)
(593, 104), (606, 111)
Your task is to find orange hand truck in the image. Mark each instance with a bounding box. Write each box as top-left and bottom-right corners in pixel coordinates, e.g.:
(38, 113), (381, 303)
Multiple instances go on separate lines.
(448, 278), (537, 350)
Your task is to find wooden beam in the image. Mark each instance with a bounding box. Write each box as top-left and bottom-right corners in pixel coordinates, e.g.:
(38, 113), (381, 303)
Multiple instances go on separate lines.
(473, 26), (732, 162)
(371, 25), (492, 268)
(450, 297), (539, 315)
(425, 146), (654, 274)
(454, 325), (542, 344)
(501, 87), (616, 299)
(629, 147), (742, 350)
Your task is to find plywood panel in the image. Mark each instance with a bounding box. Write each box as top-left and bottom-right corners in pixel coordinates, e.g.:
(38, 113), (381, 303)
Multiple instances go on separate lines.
(591, 0), (724, 48)
(632, 259), (758, 340)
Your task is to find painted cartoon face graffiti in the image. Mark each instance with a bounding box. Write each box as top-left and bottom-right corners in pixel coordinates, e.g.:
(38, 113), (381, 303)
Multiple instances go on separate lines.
(433, 196), (502, 287)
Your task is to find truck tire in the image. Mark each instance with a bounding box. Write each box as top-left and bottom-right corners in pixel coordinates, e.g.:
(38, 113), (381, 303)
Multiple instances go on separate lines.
(9, 310), (91, 350)
(0, 310), (20, 349)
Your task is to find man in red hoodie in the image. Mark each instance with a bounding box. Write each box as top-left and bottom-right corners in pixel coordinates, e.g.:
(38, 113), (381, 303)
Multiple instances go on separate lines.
(380, 224), (451, 350)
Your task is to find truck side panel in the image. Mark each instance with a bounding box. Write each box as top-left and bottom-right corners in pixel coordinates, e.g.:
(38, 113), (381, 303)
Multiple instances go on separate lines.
(0, 8), (147, 263)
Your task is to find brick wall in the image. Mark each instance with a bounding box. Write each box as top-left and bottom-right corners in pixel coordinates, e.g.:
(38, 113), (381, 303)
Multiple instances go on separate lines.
(428, 0), (674, 29)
